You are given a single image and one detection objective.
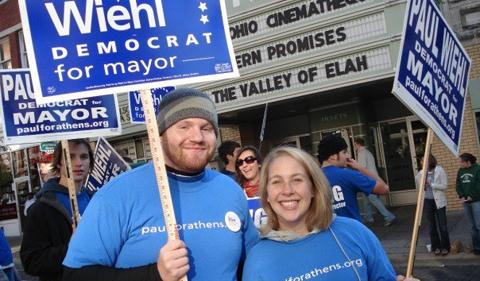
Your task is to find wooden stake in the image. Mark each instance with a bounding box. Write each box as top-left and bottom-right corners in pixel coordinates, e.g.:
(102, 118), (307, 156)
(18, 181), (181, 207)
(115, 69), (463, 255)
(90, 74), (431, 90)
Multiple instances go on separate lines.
(61, 140), (81, 230)
(140, 89), (188, 281)
(406, 128), (433, 277)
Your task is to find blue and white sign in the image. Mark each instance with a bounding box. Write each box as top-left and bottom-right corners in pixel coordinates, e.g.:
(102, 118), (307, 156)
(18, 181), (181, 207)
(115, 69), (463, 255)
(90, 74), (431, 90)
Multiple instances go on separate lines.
(19, 0), (238, 104)
(392, 0), (471, 155)
(129, 87), (175, 123)
(0, 69), (121, 145)
(248, 197), (267, 228)
(86, 137), (131, 194)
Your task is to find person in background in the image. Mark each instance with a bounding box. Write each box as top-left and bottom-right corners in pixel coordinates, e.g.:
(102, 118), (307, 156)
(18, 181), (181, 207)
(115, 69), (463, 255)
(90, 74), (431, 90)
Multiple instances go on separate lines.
(242, 146), (418, 281)
(62, 88), (259, 281)
(0, 228), (20, 281)
(20, 139), (93, 281)
(218, 140), (241, 180)
(353, 138), (396, 226)
(318, 135), (389, 221)
(236, 146), (262, 198)
(456, 153), (480, 255)
(23, 192), (36, 216)
(416, 155), (450, 256)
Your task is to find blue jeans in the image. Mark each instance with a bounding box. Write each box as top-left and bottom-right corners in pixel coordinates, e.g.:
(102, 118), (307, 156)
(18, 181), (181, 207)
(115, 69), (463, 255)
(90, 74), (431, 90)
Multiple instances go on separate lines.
(362, 193), (396, 223)
(0, 269), (7, 281)
(0, 267), (20, 281)
(464, 201), (480, 252)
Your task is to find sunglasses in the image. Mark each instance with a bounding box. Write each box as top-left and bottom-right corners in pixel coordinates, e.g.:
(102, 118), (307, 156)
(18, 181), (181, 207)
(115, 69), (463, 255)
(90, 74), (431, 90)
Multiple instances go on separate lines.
(236, 156), (257, 167)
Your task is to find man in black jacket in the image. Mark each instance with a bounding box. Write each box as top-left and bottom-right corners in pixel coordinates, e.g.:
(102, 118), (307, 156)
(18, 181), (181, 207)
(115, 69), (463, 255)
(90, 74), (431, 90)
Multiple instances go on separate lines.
(20, 139), (93, 281)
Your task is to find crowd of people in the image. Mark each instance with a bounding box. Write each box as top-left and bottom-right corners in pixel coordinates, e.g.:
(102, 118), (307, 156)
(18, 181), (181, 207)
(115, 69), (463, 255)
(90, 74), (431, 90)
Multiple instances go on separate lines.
(11, 87), (480, 280)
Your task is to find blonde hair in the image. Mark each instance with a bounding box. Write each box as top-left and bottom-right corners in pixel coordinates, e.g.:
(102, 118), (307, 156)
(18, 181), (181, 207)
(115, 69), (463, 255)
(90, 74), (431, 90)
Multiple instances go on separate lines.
(259, 146), (334, 234)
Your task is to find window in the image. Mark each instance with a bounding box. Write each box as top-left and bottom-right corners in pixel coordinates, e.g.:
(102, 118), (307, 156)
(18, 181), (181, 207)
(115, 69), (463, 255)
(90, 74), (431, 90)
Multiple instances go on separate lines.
(0, 37), (12, 69)
(18, 30), (29, 67)
(461, 5), (480, 29)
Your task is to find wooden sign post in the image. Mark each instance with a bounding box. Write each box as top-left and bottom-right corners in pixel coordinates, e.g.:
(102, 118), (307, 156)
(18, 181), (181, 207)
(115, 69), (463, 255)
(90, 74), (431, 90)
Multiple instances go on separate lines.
(140, 89), (188, 281)
(61, 140), (81, 230)
(406, 128), (433, 277)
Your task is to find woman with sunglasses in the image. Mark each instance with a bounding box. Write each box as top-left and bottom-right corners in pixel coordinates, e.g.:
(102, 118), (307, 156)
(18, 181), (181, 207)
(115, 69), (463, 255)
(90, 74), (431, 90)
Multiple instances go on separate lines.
(242, 146), (419, 281)
(235, 146), (262, 198)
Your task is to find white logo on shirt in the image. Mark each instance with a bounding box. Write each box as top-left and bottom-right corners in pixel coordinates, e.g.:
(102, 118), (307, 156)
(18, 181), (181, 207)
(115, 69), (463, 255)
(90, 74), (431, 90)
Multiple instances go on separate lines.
(331, 185), (346, 210)
(460, 173), (474, 184)
(225, 211), (241, 232)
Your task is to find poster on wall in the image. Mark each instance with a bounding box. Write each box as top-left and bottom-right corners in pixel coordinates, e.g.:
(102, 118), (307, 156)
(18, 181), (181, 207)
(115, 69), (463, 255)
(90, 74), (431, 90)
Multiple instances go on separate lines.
(19, 0), (238, 104)
(0, 69), (121, 145)
(392, 0), (471, 155)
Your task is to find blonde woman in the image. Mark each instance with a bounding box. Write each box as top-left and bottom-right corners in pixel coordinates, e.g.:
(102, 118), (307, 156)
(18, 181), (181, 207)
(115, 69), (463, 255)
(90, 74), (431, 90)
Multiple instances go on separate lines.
(243, 146), (418, 281)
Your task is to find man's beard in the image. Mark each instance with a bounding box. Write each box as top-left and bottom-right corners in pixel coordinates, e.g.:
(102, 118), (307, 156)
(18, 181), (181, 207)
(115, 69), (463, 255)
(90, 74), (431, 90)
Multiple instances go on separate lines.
(162, 138), (214, 173)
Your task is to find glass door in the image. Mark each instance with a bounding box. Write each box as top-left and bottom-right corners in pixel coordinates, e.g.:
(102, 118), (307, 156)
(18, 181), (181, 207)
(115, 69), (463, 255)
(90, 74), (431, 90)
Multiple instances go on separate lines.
(13, 176), (30, 232)
(377, 118), (427, 206)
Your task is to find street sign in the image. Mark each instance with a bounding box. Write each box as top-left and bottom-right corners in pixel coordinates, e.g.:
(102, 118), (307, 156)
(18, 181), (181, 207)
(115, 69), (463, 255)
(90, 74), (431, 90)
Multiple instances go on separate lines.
(392, 0), (471, 156)
(128, 87), (175, 123)
(0, 69), (121, 144)
(40, 141), (57, 153)
(19, 0), (238, 104)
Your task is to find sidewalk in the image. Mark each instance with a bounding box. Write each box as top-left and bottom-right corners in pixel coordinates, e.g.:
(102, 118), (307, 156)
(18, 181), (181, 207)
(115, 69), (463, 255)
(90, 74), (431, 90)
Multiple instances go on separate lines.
(369, 205), (479, 266)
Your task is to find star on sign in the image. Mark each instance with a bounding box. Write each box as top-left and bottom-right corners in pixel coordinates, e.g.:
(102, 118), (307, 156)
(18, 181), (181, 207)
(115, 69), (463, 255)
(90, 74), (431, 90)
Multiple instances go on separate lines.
(200, 15), (209, 24)
(199, 2), (208, 12)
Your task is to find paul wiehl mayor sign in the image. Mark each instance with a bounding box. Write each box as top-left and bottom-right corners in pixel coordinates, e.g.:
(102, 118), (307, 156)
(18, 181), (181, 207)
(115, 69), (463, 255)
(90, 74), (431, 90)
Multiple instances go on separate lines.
(19, 0), (238, 103)
(0, 69), (121, 144)
(393, 0), (471, 155)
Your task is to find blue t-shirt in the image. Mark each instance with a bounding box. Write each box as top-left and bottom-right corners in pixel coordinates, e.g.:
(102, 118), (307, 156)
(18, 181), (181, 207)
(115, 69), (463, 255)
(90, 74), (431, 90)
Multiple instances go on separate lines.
(322, 166), (375, 221)
(0, 229), (12, 266)
(63, 163), (259, 280)
(243, 216), (396, 281)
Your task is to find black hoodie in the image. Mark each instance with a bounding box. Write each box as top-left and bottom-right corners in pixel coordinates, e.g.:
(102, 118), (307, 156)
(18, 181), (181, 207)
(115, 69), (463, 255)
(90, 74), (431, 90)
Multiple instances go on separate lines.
(20, 178), (73, 281)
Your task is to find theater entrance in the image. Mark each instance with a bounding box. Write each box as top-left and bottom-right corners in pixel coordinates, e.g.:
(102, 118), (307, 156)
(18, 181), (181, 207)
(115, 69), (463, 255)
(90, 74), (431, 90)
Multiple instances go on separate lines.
(375, 117), (427, 206)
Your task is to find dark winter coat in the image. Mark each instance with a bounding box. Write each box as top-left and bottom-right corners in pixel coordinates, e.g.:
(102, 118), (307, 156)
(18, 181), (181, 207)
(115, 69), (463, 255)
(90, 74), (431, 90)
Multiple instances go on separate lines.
(20, 178), (73, 281)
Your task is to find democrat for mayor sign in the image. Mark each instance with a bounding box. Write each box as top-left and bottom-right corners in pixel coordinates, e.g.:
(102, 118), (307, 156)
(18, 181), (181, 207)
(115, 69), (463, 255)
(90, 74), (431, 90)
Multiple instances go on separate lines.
(86, 137), (130, 194)
(19, 0), (238, 104)
(0, 69), (121, 145)
(393, 0), (471, 155)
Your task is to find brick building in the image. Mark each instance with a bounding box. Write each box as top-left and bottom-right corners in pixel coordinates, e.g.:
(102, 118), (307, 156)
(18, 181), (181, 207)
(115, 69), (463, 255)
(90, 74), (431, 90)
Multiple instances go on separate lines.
(0, 0), (34, 235)
(0, 0), (26, 69)
(433, 0), (480, 211)
(105, 0), (480, 211)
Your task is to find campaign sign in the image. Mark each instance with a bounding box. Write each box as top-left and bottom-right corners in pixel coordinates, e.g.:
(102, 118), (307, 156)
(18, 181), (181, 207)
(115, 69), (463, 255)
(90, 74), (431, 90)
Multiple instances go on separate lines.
(0, 69), (121, 145)
(392, 0), (471, 155)
(19, 0), (238, 104)
(86, 137), (131, 194)
(248, 197), (267, 228)
(129, 87), (175, 123)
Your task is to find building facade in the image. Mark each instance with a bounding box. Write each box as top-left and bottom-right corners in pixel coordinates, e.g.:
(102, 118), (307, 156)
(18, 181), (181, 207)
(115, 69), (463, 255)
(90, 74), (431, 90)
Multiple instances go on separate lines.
(0, 0), (37, 235)
(110, 0), (480, 211)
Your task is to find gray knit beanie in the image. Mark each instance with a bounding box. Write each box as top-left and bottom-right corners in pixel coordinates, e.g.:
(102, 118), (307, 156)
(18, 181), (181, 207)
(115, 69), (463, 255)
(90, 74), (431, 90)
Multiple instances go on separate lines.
(157, 88), (218, 135)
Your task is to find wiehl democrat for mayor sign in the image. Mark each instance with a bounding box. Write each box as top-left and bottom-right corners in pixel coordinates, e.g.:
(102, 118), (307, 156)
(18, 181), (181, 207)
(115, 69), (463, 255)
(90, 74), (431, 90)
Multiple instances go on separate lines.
(19, 0), (238, 103)
(393, 0), (471, 155)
